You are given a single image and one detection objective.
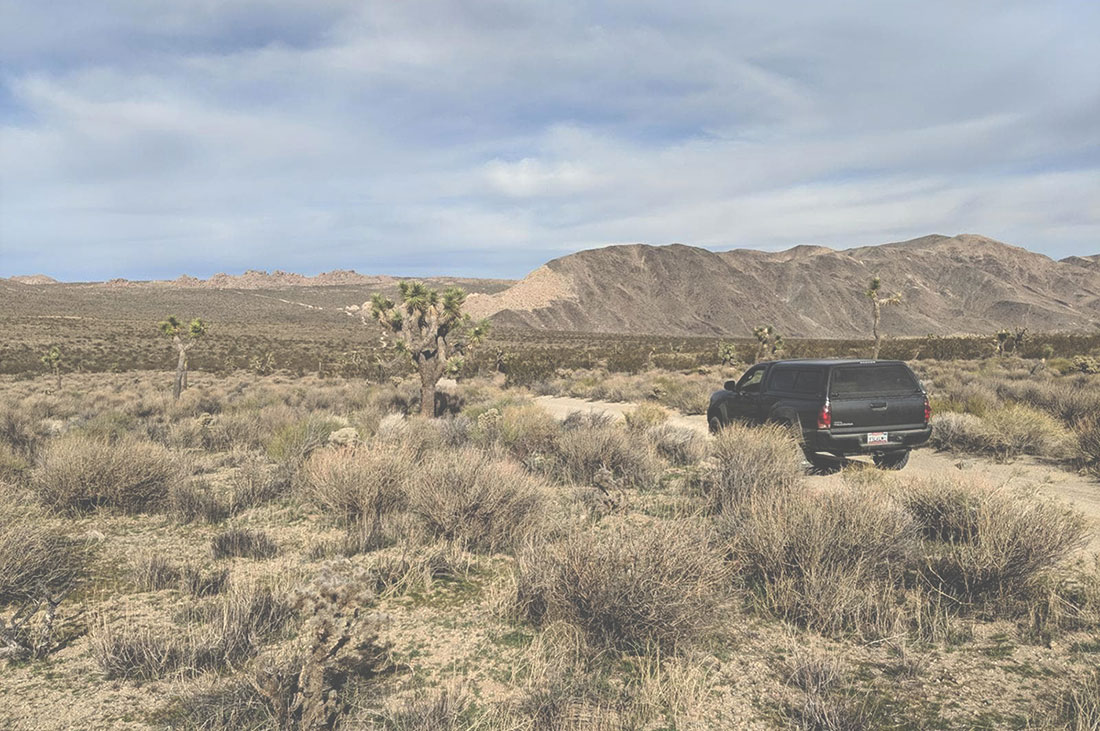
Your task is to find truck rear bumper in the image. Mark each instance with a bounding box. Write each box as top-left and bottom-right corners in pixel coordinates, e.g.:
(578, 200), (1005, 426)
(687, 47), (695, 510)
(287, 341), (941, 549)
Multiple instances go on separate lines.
(806, 426), (931, 455)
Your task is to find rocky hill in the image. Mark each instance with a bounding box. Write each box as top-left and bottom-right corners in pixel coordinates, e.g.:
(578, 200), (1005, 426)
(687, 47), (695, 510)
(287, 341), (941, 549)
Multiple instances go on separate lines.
(466, 234), (1100, 337)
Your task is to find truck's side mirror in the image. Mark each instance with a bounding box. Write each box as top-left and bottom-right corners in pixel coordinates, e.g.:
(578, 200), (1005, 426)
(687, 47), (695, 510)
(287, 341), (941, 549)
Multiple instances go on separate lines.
(724, 380), (739, 392)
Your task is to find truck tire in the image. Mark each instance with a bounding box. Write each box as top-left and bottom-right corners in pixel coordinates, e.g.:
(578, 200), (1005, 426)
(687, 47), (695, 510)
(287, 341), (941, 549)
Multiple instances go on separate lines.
(709, 415), (724, 434)
(873, 450), (910, 470)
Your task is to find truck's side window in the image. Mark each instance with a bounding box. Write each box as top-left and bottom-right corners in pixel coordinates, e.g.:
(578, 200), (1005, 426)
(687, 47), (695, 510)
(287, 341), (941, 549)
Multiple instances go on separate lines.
(793, 369), (823, 395)
(769, 368), (796, 393)
(738, 366), (767, 393)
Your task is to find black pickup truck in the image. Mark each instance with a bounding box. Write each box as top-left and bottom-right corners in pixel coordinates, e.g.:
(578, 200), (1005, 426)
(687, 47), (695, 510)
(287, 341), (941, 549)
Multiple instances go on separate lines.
(707, 359), (931, 471)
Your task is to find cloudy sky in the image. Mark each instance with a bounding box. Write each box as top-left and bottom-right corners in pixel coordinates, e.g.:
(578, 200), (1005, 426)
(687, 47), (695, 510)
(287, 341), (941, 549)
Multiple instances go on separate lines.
(1, 1), (1097, 280)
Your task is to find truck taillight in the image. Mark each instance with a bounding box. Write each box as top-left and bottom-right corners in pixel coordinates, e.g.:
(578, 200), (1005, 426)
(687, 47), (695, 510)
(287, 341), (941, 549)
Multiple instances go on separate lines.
(923, 396), (931, 424)
(817, 401), (831, 429)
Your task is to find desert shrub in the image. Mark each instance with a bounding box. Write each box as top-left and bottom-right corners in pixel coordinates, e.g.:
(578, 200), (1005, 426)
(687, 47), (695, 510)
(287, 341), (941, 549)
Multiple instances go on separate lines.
(1076, 415), (1100, 477)
(515, 521), (729, 652)
(929, 411), (986, 452)
(492, 403), (562, 462)
(782, 649), (899, 731)
(645, 424), (706, 466)
(898, 476), (1088, 603)
(31, 434), (179, 513)
(228, 453), (287, 512)
(157, 679), (274, 730)
(724, 488), (918, 636)
(266, 415), (344, 471)
(211, 529), (279, 559)
(0, 407), (41, 457)
(650, 376), (709, 415)
(0, 442), (30, 483)
(408, 449), (542, 552)
(0, 505), (88, 604)
(167, 478), (230, 523)
(979, 404), (1073, 458)
(703, 423), (803, 513)
(624, 403), (670, 431)
(75, 410), (139, 442)
(297, 446), (410, 528)
(553, 425), (661, 490)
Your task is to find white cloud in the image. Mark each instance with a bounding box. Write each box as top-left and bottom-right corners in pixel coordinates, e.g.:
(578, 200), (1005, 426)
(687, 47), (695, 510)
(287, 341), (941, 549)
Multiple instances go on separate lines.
(1, 0), (1098, 279)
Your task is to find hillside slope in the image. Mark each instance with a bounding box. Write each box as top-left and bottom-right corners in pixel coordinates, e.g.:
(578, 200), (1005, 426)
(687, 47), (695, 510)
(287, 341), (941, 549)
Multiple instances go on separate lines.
(466, 234), (1100, 337)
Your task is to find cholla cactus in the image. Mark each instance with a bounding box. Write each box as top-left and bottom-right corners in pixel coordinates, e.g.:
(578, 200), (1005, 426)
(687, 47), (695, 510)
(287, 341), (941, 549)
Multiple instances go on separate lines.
(752, 326), (783, 363)
(158, 316), (206, 400)
(865, 277), (902, 359)
(253, 565), (391, 729)
(363, 282), (489, 417)
(40, 346), (62, 391)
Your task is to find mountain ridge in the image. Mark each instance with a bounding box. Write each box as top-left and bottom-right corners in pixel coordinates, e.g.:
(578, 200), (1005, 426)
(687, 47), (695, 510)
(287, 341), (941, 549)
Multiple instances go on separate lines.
(465, 234), (1100, 337)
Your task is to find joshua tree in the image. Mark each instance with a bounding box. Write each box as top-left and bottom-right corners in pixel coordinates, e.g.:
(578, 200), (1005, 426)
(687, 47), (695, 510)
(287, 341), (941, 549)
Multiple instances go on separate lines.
(752, 326), (783, 363)
(158, 316), (206, 400)
(994, 329), (1011, 357)
(994, 326), (1029, 357)
(364, 282), (489, 417)
(718, 342), (738, 366)
(40, 346), (62, 390)
(865, 277), (902, 359)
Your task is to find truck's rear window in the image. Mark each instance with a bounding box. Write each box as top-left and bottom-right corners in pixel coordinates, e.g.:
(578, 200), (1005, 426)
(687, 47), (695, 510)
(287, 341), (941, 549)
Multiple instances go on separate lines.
(829, 365), (920, 397)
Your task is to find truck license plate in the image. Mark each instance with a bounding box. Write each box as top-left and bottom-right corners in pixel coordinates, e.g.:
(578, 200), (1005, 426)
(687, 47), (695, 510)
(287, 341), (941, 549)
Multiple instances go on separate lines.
(867, 432), (888, 445)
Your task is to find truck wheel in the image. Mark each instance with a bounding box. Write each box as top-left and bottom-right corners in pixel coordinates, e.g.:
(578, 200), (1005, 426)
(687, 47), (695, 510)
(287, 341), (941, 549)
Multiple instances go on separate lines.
(708, 416), (724, 434)
(873, 450), (910, 470)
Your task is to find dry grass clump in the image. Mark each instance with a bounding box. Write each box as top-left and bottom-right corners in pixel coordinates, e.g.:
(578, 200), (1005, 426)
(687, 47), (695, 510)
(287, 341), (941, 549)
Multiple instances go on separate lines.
(645, 423), (707, 466)
(515, 521), (729, 652)
(0, 504), (88, 603)
(374, 686), (474, 731)
(297, 446), (410, 527)
(408, 448), (542, 552)
(554, 423), (661, 490)
(725, 488), (918, 636)
(782, 648), (897, 730)
(211, 528), (279, 559)
(899, 475), (1088, 604)
(129, 555), (228, 597)
(167, 478), (230, 523)
(1049, 670), (1100, 731)
(929, 411), (986, 452)
(31, 433), (179, 513)
(227, 452), (287, 512)
(91, 583), (293, 681)
(704, 423), (803, 513)
(0, 442), (31, 483)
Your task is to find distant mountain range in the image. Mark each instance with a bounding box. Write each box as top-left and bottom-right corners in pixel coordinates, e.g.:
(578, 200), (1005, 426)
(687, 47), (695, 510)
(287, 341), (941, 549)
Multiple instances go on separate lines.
(463, 234), (1100, 337)
(7, 234), (1099, 337)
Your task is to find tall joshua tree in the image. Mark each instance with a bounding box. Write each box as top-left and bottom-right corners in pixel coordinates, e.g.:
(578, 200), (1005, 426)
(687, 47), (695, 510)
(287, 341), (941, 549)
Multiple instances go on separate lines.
(752, 325), (783, 363)
(865, 277), (902, 359)
(364, 282), (488, 417)
(41, 346), (62, 390)
(159, 316), (206, 400)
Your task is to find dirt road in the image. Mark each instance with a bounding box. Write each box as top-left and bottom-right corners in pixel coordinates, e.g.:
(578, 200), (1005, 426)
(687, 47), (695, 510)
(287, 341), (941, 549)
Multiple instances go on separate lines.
(534, 394), (1100, 551)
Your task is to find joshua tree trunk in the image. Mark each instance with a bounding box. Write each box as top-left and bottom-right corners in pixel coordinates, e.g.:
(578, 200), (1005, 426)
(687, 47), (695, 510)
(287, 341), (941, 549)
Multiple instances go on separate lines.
(174, 345), (187, 400)
(871, 301), (882, 359)
(418, 360), (441, 417)
(53, 365), (61, 391)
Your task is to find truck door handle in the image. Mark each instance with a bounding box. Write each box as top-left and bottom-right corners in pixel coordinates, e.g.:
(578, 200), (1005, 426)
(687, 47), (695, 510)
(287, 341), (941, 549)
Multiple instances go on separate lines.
(870, 401), (888, 410)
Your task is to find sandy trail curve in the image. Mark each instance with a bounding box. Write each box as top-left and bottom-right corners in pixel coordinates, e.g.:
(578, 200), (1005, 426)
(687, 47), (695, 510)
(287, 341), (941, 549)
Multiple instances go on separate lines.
(534, 394), (1100, 552)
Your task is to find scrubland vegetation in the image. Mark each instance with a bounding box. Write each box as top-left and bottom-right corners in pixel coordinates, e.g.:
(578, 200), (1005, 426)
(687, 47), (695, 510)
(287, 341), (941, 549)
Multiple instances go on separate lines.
(1, 350), (1100, 729)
